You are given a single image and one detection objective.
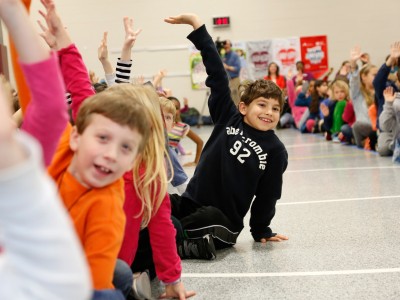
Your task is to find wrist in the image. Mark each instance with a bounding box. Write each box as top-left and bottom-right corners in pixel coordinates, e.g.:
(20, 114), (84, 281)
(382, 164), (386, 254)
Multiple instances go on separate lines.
(160, 277), (181, 286)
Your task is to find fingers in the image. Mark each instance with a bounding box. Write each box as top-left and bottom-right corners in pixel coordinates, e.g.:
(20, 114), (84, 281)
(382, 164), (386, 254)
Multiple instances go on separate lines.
(102, 31), (108, 44)
(185, 291), (196, 298)
(38, 9), (47, 20)
(37, 19), (47, 32)
(260, 234), (289, 243)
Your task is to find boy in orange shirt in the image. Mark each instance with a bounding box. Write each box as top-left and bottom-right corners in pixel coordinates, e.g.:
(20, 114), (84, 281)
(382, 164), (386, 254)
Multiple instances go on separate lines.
(20, 0), (154, 295)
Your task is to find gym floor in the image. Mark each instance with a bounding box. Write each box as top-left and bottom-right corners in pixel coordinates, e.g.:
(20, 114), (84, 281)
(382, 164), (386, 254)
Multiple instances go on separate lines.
(154, 126), (400, 300)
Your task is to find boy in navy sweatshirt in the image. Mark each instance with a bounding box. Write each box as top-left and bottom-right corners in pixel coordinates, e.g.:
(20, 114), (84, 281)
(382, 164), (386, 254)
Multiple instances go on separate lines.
(165, 14), (288, 260)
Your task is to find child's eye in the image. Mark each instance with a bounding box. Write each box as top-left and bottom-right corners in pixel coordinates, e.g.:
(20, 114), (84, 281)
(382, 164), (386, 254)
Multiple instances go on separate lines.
(258, 103), (265, 107)
(98, 135), (108, 141)
(122, 144), (132, 152)
(273, 107), (280, 112)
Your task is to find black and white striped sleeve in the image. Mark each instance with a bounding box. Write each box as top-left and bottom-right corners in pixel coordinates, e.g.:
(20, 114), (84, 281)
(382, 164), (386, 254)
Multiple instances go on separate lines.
(115, 58), (132, 84)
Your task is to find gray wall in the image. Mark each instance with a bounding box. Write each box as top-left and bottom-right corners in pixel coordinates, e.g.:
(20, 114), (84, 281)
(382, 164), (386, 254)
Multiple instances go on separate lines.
(2, 0), (399, 113)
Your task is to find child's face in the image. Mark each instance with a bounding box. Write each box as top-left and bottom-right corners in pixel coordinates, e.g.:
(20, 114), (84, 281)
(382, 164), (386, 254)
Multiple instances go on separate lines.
(239, 97), (280, 131)
(333, 87), (346, 101)
(362, 67), (378, 89)
(317, 82), (328, 95)
(163, 110), (174, 132)
(68, 114), (142, 188)
(172, 100), (181, 119)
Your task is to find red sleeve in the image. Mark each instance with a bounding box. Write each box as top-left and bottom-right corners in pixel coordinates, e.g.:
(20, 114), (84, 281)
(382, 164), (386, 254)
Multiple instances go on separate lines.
(342, 101), (356, 126)
(148, 194), (182, 283)
(58, 44), (95, 120)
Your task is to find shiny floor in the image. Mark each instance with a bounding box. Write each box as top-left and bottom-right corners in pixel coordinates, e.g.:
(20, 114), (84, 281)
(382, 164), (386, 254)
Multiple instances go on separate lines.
(155, 126), (400, 300)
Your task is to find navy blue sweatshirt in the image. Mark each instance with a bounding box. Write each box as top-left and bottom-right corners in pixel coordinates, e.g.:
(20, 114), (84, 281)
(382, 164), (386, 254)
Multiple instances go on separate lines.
(182, 25), (288, 241)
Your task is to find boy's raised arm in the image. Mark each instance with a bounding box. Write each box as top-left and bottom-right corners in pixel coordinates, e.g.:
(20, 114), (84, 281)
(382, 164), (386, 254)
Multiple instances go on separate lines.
(164, 14), (234, 125)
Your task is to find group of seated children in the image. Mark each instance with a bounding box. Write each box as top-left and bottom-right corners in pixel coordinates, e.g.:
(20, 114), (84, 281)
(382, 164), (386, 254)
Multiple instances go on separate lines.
(272, 43), (400, 163)
(2, 1), (290, 300)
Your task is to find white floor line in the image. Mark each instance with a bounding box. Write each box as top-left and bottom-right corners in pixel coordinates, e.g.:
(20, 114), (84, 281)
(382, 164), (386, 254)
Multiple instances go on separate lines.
(285, 142), (326, 148)
(286, 166), (400, 173)
(181, 268), (400, 278)
(278, 195), (400, 206)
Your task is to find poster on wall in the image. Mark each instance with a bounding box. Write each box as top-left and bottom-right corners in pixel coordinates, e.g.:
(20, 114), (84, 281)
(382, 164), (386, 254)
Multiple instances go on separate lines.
(300, 35), (329, 79)
(246, 40), (272, 80)
(271, 37), (301, 76)
(189, 45), (207, 90)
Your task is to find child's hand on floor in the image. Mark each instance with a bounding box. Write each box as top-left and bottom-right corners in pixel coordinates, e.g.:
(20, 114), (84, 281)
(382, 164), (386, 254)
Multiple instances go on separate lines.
(160, 281), (196, 300)
(260, 234), (288, 243)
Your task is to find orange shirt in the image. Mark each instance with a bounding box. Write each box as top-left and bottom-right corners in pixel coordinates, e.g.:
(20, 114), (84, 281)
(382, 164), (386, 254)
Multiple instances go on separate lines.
(48, 125), (126, 289)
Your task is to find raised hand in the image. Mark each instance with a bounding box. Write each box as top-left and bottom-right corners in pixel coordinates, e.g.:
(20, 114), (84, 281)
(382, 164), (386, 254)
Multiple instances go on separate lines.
(383, 86), (395, 102)
(160, 281), (196, 300)
(98, 32), (109, 62)
(38, 0), (71, 50)
(164, 14), (202, 30)
(37, 19), (56, 49)
(260, 233), (288, 243)
(350, 46), (362, 63)
(133, 75), (145, 85)
(386, 41), (400, 67)
(320, 102), (329, 117)
(122, 17), (142, 50)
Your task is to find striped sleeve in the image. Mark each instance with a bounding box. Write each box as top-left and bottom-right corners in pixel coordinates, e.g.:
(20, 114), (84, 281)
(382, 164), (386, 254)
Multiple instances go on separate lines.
(115, 58), (132, 83)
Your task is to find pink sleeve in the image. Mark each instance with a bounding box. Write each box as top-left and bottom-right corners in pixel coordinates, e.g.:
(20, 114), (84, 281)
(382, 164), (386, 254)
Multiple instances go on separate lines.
(286, 79), (296, 108)
(21, 52), (68, 166)
(58, 44), (95, 120)
(148, 194), (182, 283)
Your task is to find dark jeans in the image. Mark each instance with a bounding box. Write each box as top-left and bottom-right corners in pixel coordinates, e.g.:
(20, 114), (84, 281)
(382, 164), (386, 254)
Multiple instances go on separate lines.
(341, 124), (353, 143)
(169, 194), (240, 249)
(113, 259), (133, 298)
(92, 289), (125, 300)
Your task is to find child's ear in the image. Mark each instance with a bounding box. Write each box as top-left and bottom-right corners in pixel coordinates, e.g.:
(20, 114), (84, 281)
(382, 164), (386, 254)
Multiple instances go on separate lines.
(69, 126), (80, 152)
(238, 101), (247, 115)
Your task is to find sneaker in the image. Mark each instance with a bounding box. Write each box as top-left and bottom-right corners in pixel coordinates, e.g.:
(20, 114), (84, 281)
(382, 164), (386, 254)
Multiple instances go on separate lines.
(130, 271), (152, 300)
(332, 134), (340, 143)
(178, 234), (216, 260)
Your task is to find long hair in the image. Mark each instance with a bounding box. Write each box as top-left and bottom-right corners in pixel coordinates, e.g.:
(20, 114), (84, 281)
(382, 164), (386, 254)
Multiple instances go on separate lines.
(359, 64), (376, 107)
(125, 85), (173, 227)
(309, 80), (327, 114)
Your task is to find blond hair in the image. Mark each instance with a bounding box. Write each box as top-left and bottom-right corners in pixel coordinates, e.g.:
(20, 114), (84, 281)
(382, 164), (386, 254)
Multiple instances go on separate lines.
(359, 64), (376, 107)
(131, 89), (172, 227)
(331, 80), (350, 101)
(159, 97), (177, 120)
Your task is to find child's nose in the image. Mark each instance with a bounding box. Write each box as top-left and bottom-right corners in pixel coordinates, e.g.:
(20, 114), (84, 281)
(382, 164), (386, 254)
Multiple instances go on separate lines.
(104, 144), (118, 161)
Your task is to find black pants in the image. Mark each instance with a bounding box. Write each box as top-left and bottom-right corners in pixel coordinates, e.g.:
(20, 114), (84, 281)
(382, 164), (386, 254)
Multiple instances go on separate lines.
(169, 194), (240, 249)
